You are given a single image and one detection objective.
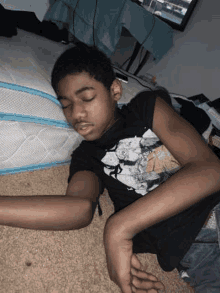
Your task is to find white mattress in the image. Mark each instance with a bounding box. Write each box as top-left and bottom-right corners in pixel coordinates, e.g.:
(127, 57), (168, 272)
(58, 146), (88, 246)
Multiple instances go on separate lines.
(0, 29), (83, 175)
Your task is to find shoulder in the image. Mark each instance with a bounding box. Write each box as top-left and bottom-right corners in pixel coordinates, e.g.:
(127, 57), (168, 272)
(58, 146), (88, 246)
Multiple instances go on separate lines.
(127, 89), (172, 129)
(152, 96), (218, 166)
(129, 89), (172, 114)
(68, 142), (93, 183)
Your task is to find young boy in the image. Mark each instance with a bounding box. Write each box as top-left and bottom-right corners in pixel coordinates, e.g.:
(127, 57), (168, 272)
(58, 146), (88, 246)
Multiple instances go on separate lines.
(1, 42), (220, 293)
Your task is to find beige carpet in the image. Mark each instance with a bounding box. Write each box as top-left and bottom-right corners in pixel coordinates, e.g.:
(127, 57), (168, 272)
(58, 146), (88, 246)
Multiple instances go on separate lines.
(0, 165), (195, 293)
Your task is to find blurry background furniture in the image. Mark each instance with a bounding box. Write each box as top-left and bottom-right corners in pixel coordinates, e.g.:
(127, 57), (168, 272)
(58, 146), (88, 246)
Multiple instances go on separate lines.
(43, 0), (174, 75)
(0, 0), (173, 76)
(0, 3), (69, 43)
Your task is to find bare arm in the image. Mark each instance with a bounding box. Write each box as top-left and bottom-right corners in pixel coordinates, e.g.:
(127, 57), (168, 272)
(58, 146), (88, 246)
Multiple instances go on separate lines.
(0, 195), (91, 230)
(0, 170), (101, 231)
(106, 97), (220, 238)
(107, 161), (220, 239)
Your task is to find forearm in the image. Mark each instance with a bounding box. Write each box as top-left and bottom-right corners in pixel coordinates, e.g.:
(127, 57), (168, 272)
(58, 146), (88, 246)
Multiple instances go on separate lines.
(0, 195), (91, 231)
(110, 162), (220, 239)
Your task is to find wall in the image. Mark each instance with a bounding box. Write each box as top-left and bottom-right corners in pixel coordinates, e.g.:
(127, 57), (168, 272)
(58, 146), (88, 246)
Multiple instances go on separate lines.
(139, 0), (220, 101)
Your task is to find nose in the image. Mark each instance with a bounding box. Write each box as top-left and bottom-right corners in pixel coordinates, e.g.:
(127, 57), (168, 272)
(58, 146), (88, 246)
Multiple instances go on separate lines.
(70, 101), (87, 122)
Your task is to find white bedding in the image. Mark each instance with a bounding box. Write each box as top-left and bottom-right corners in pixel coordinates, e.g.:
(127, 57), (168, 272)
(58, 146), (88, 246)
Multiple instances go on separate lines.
(0, 29), (82, 175)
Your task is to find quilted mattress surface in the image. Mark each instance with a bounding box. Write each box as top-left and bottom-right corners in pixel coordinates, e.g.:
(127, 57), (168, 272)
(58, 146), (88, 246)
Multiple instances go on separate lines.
(0, 30), (83, 175)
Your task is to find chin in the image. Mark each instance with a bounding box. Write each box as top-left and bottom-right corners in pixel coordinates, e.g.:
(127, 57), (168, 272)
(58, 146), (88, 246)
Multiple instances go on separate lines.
(81, 133), (99, 141)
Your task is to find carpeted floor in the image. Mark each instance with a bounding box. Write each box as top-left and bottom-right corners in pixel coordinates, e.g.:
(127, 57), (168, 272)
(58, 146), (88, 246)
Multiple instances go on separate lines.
(0, 165), (195, 293)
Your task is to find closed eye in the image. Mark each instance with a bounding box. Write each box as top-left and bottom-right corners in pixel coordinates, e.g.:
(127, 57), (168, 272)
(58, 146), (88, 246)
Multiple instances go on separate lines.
(84, 97), (95, 102)
(62, 105), (71, 109)
(61, 96), (95, 109)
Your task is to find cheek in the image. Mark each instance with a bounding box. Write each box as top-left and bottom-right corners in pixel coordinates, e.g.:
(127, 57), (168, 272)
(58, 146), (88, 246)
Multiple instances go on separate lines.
(90, 104), (99, 116)
(63, 111), (71, 121)
(90, 101), (108, 117)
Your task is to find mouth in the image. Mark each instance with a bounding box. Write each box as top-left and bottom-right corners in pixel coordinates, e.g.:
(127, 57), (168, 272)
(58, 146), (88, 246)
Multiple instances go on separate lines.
(75, 123), (94, 135)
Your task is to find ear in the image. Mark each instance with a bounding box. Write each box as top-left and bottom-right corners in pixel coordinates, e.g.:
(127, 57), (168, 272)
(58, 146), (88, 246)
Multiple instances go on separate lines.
(110, 79), (123, 102)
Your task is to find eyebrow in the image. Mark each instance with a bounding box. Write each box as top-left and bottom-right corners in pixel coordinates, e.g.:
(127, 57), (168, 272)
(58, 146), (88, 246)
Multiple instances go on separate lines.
(57, 86), (95, 101)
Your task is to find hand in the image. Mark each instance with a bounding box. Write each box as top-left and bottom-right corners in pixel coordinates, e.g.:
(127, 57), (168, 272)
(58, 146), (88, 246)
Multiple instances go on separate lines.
(103, 218), (165, 293)
(131, 255), (165, 293)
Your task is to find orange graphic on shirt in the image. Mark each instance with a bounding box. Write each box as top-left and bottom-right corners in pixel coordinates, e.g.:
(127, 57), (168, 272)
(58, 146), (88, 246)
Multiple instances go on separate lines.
(146, 145), (180, 174)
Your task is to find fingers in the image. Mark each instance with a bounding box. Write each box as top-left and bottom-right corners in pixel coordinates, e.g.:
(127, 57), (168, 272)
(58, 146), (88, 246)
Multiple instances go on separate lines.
(130, 254), (165, 292)
(132, 276), (164, 290)
(131, 268), (165, 292)
(131, 286), (159, 293)
(131, 268), (158, 281)
(131, 254), (144, 271)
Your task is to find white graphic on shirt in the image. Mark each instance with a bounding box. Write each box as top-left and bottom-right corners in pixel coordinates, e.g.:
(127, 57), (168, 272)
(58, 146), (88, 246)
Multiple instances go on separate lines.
(101, 129), (181, 196)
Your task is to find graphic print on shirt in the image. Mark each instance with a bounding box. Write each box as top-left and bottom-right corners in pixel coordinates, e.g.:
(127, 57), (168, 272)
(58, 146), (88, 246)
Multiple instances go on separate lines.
(101, 129), (181, 195)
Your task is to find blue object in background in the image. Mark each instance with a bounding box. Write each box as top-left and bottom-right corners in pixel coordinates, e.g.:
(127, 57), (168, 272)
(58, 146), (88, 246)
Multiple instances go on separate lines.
(44, 0), (173, 64)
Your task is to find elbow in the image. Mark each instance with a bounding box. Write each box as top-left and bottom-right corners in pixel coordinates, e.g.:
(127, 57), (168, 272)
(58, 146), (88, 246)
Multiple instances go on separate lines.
(69, 200), (93, 230)
(78, 218), (91, 229)
(70, 217), (91, 230)
(190, 161), (220, 190)
(75, 201), (98, 230)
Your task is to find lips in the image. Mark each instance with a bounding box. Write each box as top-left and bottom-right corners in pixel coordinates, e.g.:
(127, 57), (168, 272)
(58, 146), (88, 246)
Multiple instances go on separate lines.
(75, 122), (94, 132)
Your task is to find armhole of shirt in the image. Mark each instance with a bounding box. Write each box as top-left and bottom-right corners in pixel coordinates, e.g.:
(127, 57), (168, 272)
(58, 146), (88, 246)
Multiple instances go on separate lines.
(140, 89), (172, 131)
(97, 177), (104, 216)
(135, 90), (157, 131)
(98, 201), (102, 216)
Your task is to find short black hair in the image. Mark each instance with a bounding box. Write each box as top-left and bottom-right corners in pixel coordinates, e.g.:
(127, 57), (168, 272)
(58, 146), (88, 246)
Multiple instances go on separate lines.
(51, 42), (116, 94)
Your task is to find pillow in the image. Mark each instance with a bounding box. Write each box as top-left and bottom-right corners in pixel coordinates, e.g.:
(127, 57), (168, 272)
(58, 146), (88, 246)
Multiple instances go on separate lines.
(0, 31), (84, 175)
(0, 80), (84, 175)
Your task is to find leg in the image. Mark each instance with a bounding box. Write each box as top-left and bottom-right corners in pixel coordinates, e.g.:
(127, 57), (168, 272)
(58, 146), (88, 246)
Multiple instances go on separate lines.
(179, 227), (220, 292)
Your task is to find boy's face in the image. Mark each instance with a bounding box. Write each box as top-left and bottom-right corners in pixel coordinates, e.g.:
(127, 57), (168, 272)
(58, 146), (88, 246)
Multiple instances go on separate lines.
(57, 72), (122, 141)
